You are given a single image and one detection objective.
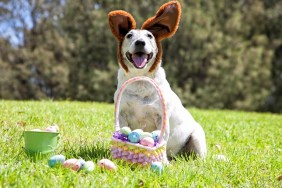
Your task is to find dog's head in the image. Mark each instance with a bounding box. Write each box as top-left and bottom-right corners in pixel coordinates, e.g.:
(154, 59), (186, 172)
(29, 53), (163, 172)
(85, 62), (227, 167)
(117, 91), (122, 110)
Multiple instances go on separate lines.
(108, 1), (181, 73)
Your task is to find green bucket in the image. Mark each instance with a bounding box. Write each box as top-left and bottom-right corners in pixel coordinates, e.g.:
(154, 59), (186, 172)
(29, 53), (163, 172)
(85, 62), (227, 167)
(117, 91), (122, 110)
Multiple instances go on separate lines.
(24, 131), (59, 156)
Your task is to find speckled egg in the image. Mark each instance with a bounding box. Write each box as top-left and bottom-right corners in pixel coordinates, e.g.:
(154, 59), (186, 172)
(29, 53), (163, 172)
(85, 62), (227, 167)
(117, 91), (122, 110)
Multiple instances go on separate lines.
(128, 132), (140, 143)
(82, 161), (95, 173)
(140, 132), (152, 139)
(63, 159), (81, 171)
(152, 130), (161, 142)
(151, 161), (163, 175)
(120, 127), (131, 135)
(98, 159), (117, 171)
(48, 155), (66, 167)
(140, 137), (155, 147)
(78, 158), (86, 169)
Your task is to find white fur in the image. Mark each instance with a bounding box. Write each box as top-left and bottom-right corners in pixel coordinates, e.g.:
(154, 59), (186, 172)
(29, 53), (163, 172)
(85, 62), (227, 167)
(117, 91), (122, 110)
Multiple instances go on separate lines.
(114, 29), (207, 159)
(122, 30), (157, 72)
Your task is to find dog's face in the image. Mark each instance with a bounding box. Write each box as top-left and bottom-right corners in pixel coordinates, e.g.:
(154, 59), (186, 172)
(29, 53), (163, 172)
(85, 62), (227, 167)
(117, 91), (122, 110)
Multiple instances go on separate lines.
(122, 30), (158, 70)
(108, 1), (181, 73)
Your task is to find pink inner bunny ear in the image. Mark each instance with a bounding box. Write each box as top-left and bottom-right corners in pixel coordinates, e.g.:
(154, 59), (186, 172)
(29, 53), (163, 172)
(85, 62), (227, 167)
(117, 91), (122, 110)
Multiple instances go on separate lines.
(141, 1), (181, 41)
(108, 10), (136, 41)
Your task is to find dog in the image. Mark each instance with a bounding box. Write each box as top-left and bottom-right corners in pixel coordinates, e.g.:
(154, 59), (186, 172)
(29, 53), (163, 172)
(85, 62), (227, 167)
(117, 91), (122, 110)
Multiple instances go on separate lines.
(108, 1), (207, 161)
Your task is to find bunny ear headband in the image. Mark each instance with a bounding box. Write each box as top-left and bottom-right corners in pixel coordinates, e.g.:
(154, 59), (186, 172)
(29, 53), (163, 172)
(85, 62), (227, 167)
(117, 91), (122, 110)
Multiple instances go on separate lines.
(108, 1), (181, 41)
(108, 1), (181, 72)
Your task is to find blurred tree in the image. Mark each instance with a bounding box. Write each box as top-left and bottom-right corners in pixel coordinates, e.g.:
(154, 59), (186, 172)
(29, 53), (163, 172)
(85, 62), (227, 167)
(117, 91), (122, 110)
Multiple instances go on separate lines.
(0, 38), (19, 99)
(262, 0), (282, 113)
(0, 0), (281, 112)
(162, 0), (273, 111)
(0, 0), (69, 99)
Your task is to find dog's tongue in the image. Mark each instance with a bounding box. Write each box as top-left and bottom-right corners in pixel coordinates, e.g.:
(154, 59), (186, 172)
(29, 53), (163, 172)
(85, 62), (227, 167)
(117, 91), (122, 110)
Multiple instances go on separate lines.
(132, 54), (148, 68)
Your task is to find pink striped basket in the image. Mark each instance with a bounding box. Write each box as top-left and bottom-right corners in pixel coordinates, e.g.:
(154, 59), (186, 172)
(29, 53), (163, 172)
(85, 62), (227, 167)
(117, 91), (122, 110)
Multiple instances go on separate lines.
(111, 76), (168, 167)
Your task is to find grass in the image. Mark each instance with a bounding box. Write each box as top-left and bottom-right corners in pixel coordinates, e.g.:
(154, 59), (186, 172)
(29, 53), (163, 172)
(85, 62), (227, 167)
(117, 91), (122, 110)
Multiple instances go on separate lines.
(0, 100), (281, 187)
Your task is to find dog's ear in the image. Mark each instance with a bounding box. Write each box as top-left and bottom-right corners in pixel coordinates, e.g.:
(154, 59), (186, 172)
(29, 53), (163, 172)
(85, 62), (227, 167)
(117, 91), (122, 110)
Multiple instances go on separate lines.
(141, 1), (181, 41)
(108, 10), (136, 41)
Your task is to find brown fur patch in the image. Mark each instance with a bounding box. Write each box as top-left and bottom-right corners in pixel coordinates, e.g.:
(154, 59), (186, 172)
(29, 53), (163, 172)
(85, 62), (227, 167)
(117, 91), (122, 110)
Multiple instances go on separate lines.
(149, 41), (162, 73)
(118, 41), (128, 73)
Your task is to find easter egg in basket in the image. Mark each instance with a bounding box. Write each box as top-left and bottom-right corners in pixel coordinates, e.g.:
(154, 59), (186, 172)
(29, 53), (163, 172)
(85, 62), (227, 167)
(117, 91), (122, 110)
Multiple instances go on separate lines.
(120, 127), (131, 135)
(140, 137), (155, 147)
(140, 132), (152, 139)
(128, 131), (140, 143)
(152, 130), (161, 142)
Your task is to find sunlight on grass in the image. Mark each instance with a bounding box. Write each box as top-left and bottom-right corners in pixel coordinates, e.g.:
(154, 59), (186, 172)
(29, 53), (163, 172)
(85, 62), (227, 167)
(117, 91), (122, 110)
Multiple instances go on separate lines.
(0, 101), (281, 187)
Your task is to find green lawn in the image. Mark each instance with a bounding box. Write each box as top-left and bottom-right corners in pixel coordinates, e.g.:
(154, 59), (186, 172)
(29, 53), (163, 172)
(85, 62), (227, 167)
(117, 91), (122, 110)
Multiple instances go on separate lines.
(0, 101), (281, 187)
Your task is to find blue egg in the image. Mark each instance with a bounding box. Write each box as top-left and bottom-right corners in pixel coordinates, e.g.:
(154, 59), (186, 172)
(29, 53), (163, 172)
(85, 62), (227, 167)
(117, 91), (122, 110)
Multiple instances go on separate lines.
(152, 130), (161, 142)
(48, 154), (66, 167)
(78, 159), (86, 169)
(151, 162), (163, 175)
(128, 132), (140, 143)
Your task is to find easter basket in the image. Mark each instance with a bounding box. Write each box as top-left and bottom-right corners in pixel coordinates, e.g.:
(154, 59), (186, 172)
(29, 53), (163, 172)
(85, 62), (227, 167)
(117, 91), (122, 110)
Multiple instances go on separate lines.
(111, 76), (168, 167)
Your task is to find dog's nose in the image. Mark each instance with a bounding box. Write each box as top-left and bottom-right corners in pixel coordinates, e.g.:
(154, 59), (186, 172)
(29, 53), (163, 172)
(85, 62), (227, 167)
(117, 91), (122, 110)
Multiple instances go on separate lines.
(135, 40), (145, 47)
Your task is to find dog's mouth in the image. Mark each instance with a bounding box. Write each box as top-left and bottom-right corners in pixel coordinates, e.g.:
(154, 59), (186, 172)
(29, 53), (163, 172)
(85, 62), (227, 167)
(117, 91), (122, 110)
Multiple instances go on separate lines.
(126, 52), (153, 69)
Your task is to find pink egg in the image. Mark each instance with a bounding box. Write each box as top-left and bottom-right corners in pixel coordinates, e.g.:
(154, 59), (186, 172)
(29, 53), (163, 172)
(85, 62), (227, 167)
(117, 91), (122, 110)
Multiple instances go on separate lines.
(51, 124), (59, 131)
(63, 159), (81, 171)
(140, 137), (155, 147)
(45, 126), (57, 132)
(98, 159), (117, 171)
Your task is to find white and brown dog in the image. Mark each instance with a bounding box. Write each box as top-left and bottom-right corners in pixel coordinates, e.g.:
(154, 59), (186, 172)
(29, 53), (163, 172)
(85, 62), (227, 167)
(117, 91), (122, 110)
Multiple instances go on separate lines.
(108, 1), (207, 161)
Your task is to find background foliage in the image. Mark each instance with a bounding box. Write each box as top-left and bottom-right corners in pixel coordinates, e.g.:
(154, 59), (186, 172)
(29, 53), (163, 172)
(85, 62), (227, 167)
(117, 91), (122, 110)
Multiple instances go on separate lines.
(0, 0), (281, 112)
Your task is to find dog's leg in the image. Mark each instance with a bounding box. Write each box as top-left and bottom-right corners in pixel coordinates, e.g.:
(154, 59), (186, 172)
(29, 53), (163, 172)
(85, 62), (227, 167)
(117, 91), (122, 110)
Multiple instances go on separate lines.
(182, 123), (207, 158)
(162, 152), (170, 165)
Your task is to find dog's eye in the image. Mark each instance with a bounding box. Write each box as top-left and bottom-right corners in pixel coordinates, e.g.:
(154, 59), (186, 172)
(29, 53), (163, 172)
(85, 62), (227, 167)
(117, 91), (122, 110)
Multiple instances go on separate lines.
(126, 34), (133, 39)
(147, 34), (153, 39)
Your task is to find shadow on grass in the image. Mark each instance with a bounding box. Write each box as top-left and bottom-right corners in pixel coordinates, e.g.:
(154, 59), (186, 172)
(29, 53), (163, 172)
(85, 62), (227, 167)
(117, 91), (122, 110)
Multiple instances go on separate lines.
(77, 144), (111, 161)
(60, 141), (111, 161)
(169, 152), (199, 162)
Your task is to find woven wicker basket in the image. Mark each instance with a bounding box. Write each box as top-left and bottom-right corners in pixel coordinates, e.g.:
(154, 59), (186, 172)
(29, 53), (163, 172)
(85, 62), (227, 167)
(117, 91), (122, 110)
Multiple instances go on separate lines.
(111, 76), (168, 167)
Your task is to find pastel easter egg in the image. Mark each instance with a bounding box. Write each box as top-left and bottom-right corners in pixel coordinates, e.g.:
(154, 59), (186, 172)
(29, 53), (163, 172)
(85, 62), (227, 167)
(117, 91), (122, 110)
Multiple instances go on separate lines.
(140, 137), (155, 147)
(63, 159), (81, 172)
(78, 158), (86, 169)
(48, 154), (66, 167)
(128, 132), (140, 143)
(51, 124), (59, 131)
(151, 161), (163, 175)
(31, 129), (42, 132)
(82, 161), (95, 173)
(120, 127), (131, 135)
(132, 129), (143, 134)
(140, 132), (152, 139)
(45, 126), (57, 132)
(98, 159), (117, 171)
(46, 124), (59, 132)
(152, 130), (161, 142)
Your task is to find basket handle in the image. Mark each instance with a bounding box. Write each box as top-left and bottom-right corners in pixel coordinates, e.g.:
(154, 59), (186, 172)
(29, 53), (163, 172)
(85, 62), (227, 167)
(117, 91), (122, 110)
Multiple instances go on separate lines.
(114, 76), (168, 144)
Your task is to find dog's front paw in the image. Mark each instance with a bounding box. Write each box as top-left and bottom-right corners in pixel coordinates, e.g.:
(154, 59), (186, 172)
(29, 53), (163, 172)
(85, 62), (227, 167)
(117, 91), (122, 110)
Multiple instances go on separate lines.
(162, 153), (170, 165)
